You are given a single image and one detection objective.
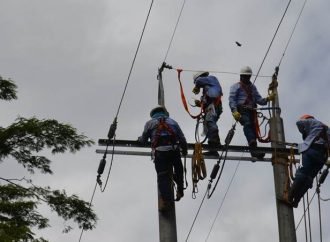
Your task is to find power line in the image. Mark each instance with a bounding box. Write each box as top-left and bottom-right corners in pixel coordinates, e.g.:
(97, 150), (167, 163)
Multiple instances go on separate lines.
(295, 190), (317, 231)
(205, 160), (241, 242)
(78, 182), (98, 242)
(253, 0), (293, 84)
(185, 189), (209, 242)
(79, 1), (155, 241)
(163, 0), (188, 62)
(278, 0), (308, 67)
(98, 0), (155, 191)
(172, 67), (272, 78)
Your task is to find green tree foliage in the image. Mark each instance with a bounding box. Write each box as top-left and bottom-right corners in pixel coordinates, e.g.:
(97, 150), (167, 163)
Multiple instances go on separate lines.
(0, 76), (97, 241)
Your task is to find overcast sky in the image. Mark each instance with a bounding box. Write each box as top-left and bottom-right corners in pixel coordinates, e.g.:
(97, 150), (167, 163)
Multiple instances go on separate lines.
(1, 0), (330, 241)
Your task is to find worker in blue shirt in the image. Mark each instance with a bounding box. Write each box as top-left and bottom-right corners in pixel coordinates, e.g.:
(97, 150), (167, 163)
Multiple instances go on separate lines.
(229, 66), (275, 159)
(192, 71), (223, 156)
(288, 114), (329, 207)
(138, 105), (188, 211)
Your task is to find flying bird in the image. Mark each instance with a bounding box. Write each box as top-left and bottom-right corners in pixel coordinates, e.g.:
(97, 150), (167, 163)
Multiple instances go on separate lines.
(235, 41), (242, 47)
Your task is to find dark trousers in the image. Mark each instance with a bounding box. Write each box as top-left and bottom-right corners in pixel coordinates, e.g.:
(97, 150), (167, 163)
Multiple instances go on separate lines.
(238, 108), (257, 144)
(290, 146), (327, 205)
(154, 150), (184, 201)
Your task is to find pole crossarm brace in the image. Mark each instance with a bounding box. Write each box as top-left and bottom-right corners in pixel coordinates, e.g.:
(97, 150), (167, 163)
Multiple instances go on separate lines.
(97, 139), (300, 163)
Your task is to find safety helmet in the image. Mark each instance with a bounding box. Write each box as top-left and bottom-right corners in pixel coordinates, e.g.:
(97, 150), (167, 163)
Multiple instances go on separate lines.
(240, 66), (253, 76)
(299, 114), (314, 120)
(150, 105), (168, 117)
(193, 71), (209, 82)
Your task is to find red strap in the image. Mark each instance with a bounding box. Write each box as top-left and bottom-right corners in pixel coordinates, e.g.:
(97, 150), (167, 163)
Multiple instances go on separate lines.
(254, 112), (271, 143)
(177, 69), (203, 119)
(152, 118), (177, 149)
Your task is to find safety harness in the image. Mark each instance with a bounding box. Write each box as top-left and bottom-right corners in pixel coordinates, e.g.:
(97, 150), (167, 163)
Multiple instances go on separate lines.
(152, 117), (188, 202)
(151, 117), (177, 150)
(239, 81), (271, 143)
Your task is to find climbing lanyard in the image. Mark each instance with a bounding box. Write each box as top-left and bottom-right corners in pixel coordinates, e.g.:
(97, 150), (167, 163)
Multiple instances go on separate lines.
(191, 142), (207, 199)
(177, 69), (204, 119)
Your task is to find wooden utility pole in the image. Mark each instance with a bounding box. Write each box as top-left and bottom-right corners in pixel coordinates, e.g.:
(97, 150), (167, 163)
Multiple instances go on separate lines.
(269, 67), (297, 242)
(157, 62), (177, 242)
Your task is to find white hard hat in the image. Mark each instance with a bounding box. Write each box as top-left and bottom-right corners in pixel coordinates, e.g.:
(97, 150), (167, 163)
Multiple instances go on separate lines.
(240, 66), (253, 75)
(193, 71), (209, 82)
(150, 105), (169, 117)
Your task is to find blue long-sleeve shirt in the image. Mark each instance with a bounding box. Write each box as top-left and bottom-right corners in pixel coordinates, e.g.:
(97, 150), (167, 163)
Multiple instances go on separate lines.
(296, 118), (330, 153)
(138, 113), (187, 151)
(229, 81), (267, 112)
(194, 75), (223, 99)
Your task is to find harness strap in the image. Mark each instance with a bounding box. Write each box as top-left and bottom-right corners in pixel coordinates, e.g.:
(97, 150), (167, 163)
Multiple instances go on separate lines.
(151, 117), (177, 149)
(240, 81), (254, 106)
(177, 69), (204, 119)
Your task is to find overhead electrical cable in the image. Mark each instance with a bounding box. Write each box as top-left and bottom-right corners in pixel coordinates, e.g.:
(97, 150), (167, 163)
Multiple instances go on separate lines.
(205, 160), (241, 242)
(97, 0), (155, 191)
(296, 190), (317, 230)
(306, 192), (313, 242)
(278, 0), (308, 67)
(185, 140), (249, 242)
(252, 0), (293, 84)
(185, 189), (209, 242)
(175, 67), (272, 77)
(78, 182), (98, 242)
(302, 198), (309, 242)
(316, 177), (323, 242)
(162, 0), (188, 62)
(80, 1), (155, 241)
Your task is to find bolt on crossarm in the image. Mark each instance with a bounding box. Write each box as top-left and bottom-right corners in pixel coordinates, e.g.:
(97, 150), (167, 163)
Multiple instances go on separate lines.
(269, 67), (297, 242)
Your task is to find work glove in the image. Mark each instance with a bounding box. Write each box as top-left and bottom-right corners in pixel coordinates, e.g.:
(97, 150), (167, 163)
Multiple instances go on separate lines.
(232, 111), (241, 121)
(194, 99), (202, 107)
(266, 92), (276, 102)
(192, 86), (200, 95)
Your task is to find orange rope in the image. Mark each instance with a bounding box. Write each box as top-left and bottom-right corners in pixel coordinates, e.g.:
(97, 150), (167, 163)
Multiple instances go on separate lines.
(177, 69), (204, 119)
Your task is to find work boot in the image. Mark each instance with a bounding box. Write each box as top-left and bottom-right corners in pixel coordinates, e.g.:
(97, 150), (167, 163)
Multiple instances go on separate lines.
(204, 140), (220, 157)
(249, 140), (265, 161)
(175, 189), (184, 201)
(288, 175), (312, 208)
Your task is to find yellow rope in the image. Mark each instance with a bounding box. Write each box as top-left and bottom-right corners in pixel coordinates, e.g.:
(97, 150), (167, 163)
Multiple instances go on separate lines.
(191, 143), (207, 198)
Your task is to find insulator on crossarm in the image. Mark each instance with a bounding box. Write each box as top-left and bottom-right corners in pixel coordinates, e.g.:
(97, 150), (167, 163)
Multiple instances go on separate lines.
(107, 117), (117, 140)
(210, 164), (220, 180)
(319, 168), (329, 185)
(225, 128), (235, 145)
(97, 158), (106, 175)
